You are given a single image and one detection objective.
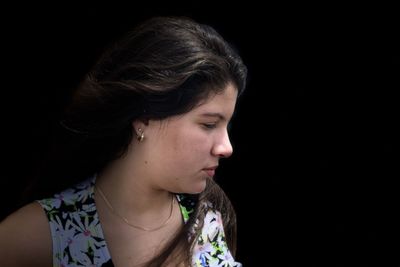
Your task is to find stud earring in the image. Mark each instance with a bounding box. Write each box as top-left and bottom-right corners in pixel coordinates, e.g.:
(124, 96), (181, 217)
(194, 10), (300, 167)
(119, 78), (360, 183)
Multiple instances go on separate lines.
(137, 128), (144, 142)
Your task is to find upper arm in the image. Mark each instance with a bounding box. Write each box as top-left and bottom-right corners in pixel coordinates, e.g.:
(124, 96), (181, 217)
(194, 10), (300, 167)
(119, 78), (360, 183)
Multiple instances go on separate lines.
(0, 202), (52, 267)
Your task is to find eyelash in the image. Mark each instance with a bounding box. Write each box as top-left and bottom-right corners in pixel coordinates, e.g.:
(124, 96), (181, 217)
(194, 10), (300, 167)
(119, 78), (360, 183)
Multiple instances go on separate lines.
(202, 123), (217, 129)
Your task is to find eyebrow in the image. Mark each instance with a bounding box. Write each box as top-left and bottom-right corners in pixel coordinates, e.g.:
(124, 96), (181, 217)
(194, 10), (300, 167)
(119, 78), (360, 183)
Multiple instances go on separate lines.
(199, 112), (227, 121)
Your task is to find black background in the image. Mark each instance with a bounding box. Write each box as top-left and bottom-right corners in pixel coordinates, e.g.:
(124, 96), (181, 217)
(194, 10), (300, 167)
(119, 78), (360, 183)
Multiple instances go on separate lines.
(1, 3), (399, 266)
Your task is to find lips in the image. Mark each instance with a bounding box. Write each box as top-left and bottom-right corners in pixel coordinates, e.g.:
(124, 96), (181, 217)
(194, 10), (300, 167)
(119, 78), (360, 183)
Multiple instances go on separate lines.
(203, 166), (218, 177)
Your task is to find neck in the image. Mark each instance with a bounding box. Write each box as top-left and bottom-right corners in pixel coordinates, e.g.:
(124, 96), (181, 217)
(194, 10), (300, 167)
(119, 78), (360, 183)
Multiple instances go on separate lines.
(95, 156), (174, 225)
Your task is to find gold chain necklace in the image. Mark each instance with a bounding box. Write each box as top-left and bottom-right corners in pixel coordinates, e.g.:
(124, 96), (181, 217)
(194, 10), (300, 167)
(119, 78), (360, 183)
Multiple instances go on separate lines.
(95, 185), (175, 232)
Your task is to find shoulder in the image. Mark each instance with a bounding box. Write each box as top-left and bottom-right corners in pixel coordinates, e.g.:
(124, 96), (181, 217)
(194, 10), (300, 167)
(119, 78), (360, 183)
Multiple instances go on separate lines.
(0, 202), (52, 267)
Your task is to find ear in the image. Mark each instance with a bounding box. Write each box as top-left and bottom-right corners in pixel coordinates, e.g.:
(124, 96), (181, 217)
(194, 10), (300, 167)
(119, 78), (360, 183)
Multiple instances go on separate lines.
(132, 120), (146, 135)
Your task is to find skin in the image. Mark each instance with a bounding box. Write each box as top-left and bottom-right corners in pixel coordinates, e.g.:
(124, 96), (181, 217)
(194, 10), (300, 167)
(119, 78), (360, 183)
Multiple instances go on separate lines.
(137, 82), (237, 194)
(0, 82), (238, 266)
(0, 202), (52, 267)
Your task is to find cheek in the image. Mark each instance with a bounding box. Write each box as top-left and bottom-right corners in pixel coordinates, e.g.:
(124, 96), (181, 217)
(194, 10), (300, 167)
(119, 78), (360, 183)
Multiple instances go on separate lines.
(166, 129), (210, 167)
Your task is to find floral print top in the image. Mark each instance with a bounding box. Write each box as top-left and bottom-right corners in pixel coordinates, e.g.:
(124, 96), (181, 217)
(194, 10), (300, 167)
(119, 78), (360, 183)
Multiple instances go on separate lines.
(38, 176), (242, 267)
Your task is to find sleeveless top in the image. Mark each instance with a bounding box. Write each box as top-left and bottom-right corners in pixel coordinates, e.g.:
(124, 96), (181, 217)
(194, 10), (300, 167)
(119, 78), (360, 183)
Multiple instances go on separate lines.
(37, 176), (242, 267)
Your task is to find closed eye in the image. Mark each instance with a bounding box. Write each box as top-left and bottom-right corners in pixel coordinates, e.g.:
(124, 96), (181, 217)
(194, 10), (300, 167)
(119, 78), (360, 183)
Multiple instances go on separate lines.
(202, 123), (217, 129)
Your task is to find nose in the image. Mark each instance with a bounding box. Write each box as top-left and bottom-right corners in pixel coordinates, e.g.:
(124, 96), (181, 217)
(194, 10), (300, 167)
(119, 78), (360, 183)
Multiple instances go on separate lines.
(211, 129), (233, 158)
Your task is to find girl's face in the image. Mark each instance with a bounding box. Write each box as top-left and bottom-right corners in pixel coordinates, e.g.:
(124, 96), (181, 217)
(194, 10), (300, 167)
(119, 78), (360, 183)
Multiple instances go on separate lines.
(141, 83), (238, 194)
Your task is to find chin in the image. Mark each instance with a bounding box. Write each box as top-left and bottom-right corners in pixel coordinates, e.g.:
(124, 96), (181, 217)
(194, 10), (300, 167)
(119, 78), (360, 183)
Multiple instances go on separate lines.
(189, 181), (207, 194)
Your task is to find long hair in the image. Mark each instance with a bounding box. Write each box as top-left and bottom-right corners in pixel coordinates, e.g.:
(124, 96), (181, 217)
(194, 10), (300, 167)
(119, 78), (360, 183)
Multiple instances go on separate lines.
(25, 16), (247, 266)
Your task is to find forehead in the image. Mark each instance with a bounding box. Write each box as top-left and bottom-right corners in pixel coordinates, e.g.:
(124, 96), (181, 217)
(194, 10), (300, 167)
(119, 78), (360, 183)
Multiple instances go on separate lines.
(192, 84), (238, 116)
